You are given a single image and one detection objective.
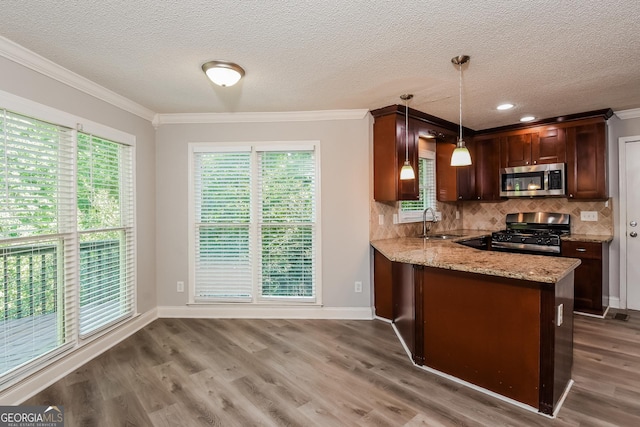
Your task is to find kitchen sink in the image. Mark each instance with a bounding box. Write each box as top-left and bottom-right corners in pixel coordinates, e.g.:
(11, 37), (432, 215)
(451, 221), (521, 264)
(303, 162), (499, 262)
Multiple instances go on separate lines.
(420, 233), (466, 240)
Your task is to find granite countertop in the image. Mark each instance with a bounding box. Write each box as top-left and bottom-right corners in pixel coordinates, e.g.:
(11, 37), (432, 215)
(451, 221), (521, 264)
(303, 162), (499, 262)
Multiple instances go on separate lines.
(561, 233), (613, 243)
(371, 229), (581, 284)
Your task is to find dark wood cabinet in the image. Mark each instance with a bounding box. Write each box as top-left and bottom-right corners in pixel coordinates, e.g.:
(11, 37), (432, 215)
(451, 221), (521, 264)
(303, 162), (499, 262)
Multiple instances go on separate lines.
(561, 240), (609, 315)
(435, 141), (476, 201)
(373, 249), (394, 320)
(474, 136), (502, 200)
(500, 128), (565, 168)
(566, 119), (607, 200)
(372, 113), (419, 201)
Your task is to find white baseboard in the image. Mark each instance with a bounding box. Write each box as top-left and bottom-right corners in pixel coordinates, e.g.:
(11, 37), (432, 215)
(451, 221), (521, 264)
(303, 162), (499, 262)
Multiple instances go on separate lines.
(157, 305), (374, 320)
(0, 308), (158, 405)
(608, 297), (621, 309)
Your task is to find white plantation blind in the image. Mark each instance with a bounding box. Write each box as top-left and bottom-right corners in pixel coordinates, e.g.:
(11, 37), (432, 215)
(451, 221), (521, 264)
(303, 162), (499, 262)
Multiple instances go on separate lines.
(193, 149), (252, 301)
(0, 110), (76, 384)
(190, 144), (318, 303)
(257, 150), (316, 300)
(77, 133), (134, 337)
(399, 154), (437, 222)
(0, 110), (75, 238)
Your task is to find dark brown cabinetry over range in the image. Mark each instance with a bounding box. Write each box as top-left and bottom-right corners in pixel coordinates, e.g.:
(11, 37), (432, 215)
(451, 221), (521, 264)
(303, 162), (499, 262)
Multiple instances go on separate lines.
(561, 240), (609, 315)
(499, 127), (566, 168)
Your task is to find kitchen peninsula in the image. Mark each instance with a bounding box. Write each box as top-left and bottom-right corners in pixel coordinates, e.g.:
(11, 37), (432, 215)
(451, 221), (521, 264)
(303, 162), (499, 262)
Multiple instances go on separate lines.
(371, 233), (581, 416)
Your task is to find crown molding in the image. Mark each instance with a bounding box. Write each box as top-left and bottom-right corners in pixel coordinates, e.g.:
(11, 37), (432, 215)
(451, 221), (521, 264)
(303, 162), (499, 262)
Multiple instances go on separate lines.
(153, 109), (370, 128)
(0, 36), (156, 122)
(615, 108), (640, 120)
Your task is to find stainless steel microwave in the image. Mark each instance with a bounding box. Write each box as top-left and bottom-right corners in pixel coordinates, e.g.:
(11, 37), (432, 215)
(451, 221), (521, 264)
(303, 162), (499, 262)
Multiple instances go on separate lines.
(499, 163), (565, 197)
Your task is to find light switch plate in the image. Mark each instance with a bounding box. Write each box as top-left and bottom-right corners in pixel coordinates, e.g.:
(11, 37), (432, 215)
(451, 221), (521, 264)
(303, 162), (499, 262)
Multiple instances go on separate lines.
(378, 214), (384, 225)
(580, 211), (598, 221)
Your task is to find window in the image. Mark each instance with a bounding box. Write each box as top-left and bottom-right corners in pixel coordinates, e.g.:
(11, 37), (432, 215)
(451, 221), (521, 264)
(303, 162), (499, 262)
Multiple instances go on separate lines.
(399, 148), (437, 223)
(0, 105), (135, 387)
(77, 134), (135, 337)
(190, 143), (319, 303)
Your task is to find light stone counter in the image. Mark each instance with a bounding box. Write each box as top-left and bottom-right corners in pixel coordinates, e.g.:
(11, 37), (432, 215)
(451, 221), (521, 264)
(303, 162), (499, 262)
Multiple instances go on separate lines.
(562, 233), (613, 243)
(371, 230), (581, 284)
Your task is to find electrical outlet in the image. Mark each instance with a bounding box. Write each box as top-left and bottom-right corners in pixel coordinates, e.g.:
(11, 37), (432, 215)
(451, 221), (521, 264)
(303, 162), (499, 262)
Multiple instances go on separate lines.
(435, 211), (442, 221)
(177, 281), (184, 292)
(455, 210), (460, 220)
(392, 214), (398, 224)
(354, 281), (362, 293)
(580, 211), (598, 221)
(378, 214), (384, 225)
(556, 304), (563, 326)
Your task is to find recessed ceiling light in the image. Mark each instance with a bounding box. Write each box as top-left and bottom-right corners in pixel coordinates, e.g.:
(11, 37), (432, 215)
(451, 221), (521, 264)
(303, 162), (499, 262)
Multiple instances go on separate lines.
(520, 115), (536, 122)
(496, 103), (514, 110)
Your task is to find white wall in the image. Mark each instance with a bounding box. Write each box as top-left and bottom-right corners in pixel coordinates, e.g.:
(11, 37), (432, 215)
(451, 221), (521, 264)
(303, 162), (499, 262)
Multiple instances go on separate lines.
(155, 116), (372, 314)
(608, 114), (640, 307)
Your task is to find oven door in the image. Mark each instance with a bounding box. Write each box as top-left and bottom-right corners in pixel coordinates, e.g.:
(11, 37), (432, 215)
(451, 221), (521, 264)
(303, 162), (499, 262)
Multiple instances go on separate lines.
(491, 241), (561, 256)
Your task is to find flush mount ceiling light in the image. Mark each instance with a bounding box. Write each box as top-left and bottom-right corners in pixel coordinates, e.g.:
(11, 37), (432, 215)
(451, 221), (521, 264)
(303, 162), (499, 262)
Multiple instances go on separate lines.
(497, 103), (514, 110)
(520, 115), (536, 122)
(399, 94), (416, 180)
(450, 55), (472, 167)
(202, 60), (245, 87)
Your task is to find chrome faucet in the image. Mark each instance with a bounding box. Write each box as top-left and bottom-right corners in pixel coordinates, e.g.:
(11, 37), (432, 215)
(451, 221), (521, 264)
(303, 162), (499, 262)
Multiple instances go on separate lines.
(422, 207), (438, 237)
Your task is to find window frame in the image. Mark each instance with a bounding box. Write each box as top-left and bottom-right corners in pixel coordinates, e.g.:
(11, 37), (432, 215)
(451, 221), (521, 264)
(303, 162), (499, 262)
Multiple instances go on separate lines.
(188, 141), (322, 306)
(0, 89), (137, 390)
(398, 147), (437, 223)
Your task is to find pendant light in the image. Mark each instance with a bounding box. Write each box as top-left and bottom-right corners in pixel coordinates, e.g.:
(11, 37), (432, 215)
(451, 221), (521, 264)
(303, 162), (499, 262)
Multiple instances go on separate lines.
(450, 55), (472, 167)
(399, 94), (415, 180)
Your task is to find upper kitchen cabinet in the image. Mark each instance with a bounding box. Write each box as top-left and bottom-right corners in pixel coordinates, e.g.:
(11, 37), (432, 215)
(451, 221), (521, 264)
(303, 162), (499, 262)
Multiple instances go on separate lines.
(436, 140), (476, 202)
(371, 105), (460, 202)
(474, 136), (502, 201)
(499, 127), (565, 168)
(566, 118), (608, 200)
(372, 110), (419, 201)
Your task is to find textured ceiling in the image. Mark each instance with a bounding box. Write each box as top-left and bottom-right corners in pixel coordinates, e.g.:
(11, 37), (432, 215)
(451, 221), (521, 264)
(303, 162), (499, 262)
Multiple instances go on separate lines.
(0, 0), (639, 129)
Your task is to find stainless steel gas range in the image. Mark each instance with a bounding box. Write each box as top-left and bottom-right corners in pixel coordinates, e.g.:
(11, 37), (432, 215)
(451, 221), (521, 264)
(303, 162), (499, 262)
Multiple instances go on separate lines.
(491, 212), (571, 255)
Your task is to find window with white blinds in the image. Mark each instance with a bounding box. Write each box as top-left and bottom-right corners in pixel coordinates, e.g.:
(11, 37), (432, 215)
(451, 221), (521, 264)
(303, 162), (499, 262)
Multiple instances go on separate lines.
(399, 153), (437, 223)
(77, 133), (134, 337)
(0, 105), (136, 388)
(0, 110), (76, 384)
(190, 143), (318, 303)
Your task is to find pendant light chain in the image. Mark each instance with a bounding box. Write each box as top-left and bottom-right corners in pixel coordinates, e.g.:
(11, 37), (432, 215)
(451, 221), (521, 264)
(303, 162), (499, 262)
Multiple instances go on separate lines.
(459, 63), (463, 142)
(405, 97), (410, 162)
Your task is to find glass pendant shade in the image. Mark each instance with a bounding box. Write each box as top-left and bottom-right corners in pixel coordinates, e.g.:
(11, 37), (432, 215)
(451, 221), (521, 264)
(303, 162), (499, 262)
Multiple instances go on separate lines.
(451, 139), (472, 166)
(399, 94), (415, 180)
(400, 160), (416, 180)
(450, 55), (472, 167)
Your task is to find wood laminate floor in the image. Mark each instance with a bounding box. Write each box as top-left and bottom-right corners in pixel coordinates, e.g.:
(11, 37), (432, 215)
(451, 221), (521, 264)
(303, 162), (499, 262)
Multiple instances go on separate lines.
(24, 310), (640, 426)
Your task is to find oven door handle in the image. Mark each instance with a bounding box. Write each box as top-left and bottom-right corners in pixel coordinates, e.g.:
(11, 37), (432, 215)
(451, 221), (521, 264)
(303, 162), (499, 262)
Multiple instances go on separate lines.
(490, 241), (561, 254)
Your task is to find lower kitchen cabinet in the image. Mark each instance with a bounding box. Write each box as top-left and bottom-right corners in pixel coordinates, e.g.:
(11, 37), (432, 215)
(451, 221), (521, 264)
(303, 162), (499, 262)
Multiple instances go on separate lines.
(373, 249), (394, 320)
(561, 240), (609, 315)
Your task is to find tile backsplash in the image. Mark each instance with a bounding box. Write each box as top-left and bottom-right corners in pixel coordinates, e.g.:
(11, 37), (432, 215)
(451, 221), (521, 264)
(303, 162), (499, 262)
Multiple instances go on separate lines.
(370, 197), (613, 240)
(462, 198), (613, 235)
(370, 200), (462, 240)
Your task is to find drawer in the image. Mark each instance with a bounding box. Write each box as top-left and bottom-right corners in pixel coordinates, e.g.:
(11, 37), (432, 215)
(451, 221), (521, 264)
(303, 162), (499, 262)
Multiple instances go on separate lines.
(561, 241), (602, 260)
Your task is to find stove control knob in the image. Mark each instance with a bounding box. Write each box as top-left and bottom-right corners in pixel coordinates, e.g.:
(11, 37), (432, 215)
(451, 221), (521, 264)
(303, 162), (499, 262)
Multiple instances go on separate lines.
(536, 238), (543, 244)
(521, 237), (527, 243)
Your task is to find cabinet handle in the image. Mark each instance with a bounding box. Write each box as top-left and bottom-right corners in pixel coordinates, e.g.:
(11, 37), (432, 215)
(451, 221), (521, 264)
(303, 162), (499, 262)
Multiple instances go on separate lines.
(576, 248), (587, 252)
(525, 161), (529, 165)
(533, 160), (537, 164)
(569, 194), (574, 198)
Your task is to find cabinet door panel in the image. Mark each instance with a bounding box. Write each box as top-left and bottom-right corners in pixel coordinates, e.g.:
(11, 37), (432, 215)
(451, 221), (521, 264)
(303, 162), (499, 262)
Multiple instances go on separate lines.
(501, 133), (533, 167)
(534, 127), (566, 165)
(436, 141), (458, 202)
(373, 249), (393, 320)
(475, 137), (501, 200)
(566, 122), (607, 199)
